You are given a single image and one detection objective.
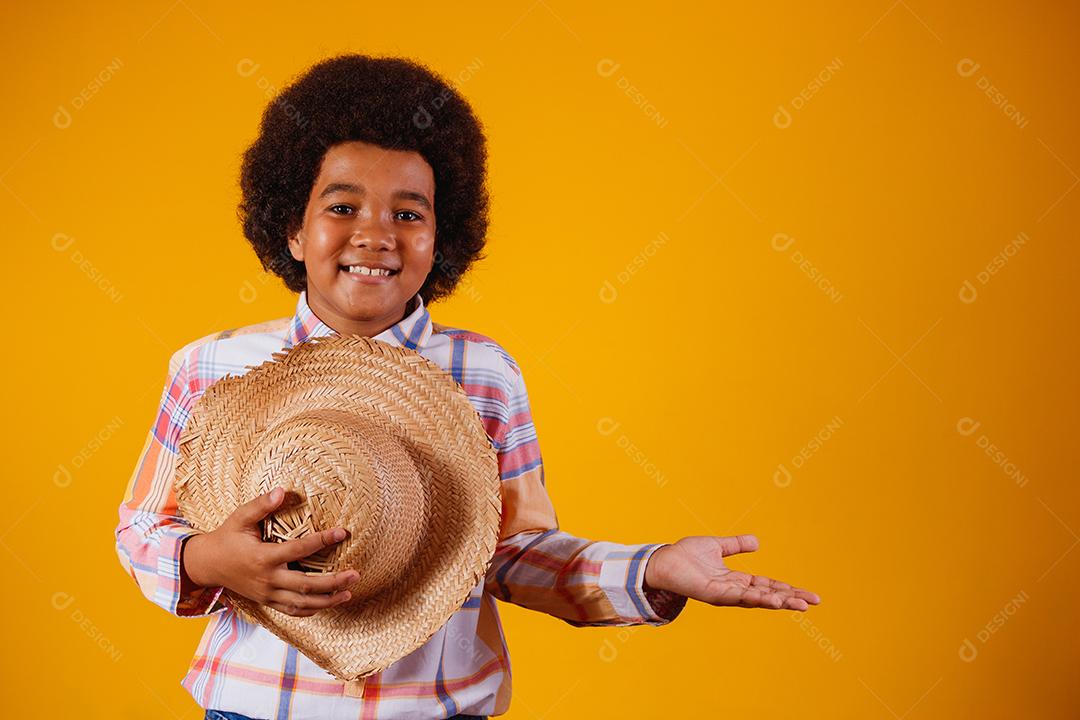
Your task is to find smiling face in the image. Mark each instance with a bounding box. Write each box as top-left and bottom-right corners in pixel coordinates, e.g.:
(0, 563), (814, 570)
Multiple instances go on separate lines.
(288, 140), (436, 337)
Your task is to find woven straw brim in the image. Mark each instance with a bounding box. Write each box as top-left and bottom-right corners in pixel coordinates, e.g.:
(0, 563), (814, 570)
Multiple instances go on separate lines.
(174, 334), (501, 682)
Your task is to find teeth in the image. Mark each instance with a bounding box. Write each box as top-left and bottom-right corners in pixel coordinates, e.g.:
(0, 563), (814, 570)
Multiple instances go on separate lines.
(346, 265), (393, 276)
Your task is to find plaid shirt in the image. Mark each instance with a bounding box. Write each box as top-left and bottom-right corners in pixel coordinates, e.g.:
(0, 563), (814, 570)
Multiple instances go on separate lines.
(115, 289), (685, 719)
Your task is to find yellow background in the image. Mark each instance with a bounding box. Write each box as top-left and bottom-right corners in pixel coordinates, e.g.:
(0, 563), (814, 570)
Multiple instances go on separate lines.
(3, 1), (1078, 717)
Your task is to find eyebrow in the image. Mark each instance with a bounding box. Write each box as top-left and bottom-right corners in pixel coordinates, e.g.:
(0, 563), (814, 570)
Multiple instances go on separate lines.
(317, 182), (432, 211)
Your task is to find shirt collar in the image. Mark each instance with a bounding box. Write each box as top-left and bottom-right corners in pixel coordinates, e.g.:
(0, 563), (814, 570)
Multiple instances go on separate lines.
(285, 290), (433, 351)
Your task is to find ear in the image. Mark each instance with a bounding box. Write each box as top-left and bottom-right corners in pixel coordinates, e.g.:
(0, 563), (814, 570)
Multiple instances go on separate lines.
(287, 227), (304, 262)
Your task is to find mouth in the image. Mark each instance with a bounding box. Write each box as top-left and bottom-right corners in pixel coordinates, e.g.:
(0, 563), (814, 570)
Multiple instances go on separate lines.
(339, 264), (399, 284)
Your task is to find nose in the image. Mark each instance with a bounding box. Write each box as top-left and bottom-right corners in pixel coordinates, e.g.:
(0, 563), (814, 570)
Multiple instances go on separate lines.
(349, 211), (396, 250)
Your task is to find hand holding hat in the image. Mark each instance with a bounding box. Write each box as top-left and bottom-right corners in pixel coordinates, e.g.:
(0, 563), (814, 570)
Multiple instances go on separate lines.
(182, 486), (360, 618)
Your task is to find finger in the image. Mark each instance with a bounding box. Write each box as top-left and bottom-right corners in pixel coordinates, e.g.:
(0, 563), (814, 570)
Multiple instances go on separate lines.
(748, 575), (821, 604)
(729, 585), (796, 610)
(711, 581), (773, 607)
(784, 596), (810, 611)
(269, 527), (350, 565)
(231, 487), (285, 527)
(708, 577), (814, 611)
(266, 599), (318, 618)
(746, 586), (785, 609)
(754, 589), (811, 611)
(715, 534), (760, 557)
(274, 568), (359, 596)
(269, 588), (352, 613)
(792, 587), (822, 604)
(750, 575), (792, 592)
(745, 592), (809, 611)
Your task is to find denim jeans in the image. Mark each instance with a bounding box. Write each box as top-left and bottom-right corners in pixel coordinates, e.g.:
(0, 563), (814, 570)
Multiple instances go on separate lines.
(205, 712), (487, 720)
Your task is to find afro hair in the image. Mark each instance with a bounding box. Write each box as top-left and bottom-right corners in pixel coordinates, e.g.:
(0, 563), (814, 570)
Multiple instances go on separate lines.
(238, 54), (490, 305)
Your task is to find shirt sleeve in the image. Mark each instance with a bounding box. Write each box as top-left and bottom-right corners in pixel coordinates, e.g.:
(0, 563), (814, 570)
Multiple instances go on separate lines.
(482, 360), (686, 626)
(114, 348), (227, 618)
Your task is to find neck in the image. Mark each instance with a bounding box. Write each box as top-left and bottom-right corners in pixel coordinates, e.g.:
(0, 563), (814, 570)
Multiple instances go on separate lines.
(307, 292), (416, 338)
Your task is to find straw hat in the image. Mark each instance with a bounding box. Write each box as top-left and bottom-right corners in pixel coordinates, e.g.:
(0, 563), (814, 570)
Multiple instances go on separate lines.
(174, 334), (502, 686)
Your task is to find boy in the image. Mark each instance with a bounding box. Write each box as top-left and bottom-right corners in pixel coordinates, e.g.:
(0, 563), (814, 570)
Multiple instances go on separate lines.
(115, 54), (820, 720)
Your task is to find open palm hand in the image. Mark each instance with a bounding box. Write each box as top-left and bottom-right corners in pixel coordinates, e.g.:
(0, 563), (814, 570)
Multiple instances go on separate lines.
(645, 534), (821, 611)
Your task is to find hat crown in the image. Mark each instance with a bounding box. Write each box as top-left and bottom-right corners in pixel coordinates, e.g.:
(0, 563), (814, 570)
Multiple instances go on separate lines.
(250, 408), (428, 602)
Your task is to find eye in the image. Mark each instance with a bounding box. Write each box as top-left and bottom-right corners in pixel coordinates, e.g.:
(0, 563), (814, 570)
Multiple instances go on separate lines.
(329, 204), (354, 215)
(396, 210), (422, 222)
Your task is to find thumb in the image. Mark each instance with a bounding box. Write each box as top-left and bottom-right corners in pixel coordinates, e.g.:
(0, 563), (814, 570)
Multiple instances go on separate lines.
(232, 487), (283, 527)
(717, 534), (760, 557)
